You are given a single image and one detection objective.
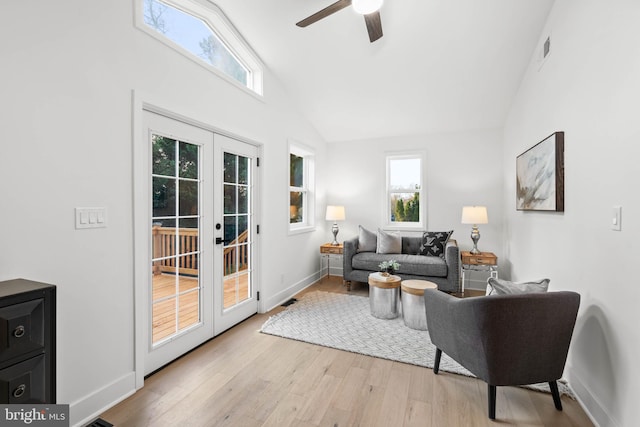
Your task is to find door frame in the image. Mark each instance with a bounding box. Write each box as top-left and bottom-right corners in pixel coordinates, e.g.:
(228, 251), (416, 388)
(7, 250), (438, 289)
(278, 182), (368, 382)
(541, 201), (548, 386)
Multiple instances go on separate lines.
(132, 91), (262, 389)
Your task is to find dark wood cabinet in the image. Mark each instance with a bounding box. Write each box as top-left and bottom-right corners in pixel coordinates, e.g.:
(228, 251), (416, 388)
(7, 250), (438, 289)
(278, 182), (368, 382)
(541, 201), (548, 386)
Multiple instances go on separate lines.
(0, 279), (56, 403)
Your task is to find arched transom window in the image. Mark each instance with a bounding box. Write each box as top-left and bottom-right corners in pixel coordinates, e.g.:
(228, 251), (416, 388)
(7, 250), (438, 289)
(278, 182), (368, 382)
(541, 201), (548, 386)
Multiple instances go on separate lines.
(138, 0), (263, 95)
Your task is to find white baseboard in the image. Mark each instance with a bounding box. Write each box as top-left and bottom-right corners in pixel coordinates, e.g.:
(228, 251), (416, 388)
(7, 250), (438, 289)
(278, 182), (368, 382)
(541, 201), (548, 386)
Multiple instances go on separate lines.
(568, 369), (616, 427)
(261, 270), (320, 313)
(70, 372), (136, 427)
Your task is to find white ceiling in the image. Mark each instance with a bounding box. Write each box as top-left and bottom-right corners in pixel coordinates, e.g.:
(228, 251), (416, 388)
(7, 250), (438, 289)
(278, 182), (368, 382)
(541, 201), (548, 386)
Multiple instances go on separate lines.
(215, 0), (555, 142)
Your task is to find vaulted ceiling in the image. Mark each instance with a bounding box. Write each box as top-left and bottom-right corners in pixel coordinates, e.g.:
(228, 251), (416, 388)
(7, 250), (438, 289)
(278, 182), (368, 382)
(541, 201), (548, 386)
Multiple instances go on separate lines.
(215, 0), (555, 142)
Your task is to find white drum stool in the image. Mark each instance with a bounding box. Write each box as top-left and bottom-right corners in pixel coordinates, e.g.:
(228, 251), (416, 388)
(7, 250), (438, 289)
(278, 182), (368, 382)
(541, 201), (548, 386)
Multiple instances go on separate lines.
(401, 280), (438, 330)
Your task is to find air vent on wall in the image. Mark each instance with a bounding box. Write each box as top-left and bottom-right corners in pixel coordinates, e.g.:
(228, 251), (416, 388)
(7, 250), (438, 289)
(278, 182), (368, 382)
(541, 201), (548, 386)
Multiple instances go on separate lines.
(543, 36), (551, 58)
(537, 34), (551, 71)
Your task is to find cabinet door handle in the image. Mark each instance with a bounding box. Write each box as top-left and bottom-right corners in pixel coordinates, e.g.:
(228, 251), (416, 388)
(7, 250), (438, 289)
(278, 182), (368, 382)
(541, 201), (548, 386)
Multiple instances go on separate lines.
(13, 325), (25, 338)
(13, 384), (26, 398)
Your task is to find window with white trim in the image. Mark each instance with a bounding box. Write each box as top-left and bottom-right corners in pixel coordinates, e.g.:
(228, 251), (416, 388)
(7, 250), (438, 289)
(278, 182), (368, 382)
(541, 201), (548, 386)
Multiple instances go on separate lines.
(138, 0), (263, 95)
(289, 143), (315, 233)
(385, 152), (425, 229)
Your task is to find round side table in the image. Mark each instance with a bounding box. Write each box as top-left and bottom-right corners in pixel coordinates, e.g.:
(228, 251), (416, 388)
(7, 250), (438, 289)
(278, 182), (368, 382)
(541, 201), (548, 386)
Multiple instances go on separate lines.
(401, 280), (438, 330)
(368, 273), (401, 319)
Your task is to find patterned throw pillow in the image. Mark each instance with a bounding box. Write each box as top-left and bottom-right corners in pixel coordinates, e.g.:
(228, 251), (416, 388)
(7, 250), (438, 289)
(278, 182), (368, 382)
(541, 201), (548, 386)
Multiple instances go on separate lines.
(357, 225), (377, 253)
(419, 230), (453, 257)
(486, 277), (550, 295)
(376, 228), (402, 254)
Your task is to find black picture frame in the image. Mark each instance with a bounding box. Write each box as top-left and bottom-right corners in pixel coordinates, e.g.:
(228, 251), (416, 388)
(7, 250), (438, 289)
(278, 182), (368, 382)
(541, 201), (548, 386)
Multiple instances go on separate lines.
(516, 132), (564, 212)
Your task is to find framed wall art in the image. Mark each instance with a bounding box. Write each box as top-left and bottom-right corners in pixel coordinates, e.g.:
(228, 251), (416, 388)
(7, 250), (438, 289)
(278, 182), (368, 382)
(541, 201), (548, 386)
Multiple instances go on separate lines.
(516, 131), (564, 211)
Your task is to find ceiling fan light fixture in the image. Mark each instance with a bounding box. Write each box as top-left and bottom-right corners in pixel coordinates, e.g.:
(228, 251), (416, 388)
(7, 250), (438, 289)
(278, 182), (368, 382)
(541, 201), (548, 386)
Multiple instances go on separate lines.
(352, 0), (383, 15)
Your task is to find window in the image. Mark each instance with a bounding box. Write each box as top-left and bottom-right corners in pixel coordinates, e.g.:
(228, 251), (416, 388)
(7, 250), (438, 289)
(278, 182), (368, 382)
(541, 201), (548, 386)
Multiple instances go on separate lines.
(385, 152), (425, 229)
(289, 143), (315, 233)
(138, 0), (263, 95)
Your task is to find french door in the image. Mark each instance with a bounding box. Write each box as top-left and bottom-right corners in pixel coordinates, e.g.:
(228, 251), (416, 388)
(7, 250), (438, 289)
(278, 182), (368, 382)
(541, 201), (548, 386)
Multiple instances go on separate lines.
(213, 134), (259, 333)
(142, 111), (258, 375)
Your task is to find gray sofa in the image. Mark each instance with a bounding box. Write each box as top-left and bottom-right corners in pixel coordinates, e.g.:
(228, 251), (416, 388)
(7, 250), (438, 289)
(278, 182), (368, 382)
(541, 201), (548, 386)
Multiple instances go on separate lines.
(342, 236), (459, 292)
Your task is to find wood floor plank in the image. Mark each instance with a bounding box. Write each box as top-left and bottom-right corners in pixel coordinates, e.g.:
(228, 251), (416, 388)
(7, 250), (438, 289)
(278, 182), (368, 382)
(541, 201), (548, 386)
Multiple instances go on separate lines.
(101, 276), (594, 427)
(296, 374), (343, 424)
(260, 392), (307, 427)
(404, 398), (432, 427)
(374, 363), (411, 427)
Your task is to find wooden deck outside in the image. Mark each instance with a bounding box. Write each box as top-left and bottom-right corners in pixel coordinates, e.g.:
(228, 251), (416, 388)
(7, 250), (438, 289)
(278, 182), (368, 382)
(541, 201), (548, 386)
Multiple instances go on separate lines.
(152, 272), (250, 343)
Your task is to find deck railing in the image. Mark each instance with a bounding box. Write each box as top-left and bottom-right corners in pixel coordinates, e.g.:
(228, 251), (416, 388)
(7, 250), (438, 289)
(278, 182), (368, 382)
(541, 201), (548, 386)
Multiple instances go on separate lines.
(223, 230), (249, 275)
(152, 226), (248, 276)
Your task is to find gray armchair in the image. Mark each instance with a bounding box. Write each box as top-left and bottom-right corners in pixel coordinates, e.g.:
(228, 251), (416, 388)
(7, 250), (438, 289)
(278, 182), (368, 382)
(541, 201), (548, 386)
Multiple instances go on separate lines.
(423, 289), (580, 420)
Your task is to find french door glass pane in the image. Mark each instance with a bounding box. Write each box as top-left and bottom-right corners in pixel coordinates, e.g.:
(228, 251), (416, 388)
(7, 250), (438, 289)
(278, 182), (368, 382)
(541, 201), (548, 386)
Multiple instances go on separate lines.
(151, 135), (201, 345)
(153, 177), (176, 217)
(224, 152), (237, 183)
(222, 151), (251, 309)
(179, 141), (198, 179)
(224, 184), (236, 214)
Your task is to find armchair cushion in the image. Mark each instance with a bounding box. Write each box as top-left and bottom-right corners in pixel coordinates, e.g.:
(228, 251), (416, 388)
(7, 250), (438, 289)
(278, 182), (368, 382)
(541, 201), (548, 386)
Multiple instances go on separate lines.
(486, 277), (549, 296)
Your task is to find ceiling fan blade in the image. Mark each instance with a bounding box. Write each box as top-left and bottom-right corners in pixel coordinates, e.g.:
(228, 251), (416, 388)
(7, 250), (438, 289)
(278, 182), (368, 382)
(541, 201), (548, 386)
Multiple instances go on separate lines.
(364, 11), (383, 42)
(296, 0), (352, 27)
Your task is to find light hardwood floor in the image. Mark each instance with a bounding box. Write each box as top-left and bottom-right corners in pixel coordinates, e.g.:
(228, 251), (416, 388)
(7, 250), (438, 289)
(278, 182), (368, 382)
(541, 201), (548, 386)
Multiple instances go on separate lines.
(101, 276), (593, 427)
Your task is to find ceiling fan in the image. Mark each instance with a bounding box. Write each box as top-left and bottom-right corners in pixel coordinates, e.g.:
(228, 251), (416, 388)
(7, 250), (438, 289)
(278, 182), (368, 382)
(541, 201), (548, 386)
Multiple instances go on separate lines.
(296, 0), (384, 43)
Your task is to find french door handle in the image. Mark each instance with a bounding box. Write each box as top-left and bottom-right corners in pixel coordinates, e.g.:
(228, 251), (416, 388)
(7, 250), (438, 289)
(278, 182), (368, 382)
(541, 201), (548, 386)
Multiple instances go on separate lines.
(215, 237), (231, 245)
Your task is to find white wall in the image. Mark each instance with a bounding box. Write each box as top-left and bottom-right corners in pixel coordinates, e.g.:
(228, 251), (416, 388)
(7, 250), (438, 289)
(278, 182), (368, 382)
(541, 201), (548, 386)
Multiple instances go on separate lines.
(0, 1), (327, 425)
(326, 130), (504, 288)
(503, 1), (640, 425)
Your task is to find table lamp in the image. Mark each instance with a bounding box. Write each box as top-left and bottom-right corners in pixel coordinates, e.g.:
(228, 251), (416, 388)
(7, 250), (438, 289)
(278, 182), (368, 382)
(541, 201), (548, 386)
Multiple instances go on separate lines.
(461, 206), (488, 254)
(325, 205), (346, 246)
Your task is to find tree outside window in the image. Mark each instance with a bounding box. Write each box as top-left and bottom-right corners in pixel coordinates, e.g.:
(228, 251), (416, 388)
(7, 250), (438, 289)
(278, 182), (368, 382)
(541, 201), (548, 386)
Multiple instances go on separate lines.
(142, 0), (252, 89)
(386, 154), (424, 228)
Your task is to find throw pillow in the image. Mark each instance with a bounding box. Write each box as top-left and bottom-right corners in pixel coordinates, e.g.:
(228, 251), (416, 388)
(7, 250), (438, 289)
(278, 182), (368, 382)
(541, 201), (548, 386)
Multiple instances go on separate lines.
(419, 230), (453, 258)
(376, 228), (401, 254)
(356, 225), (377, 253)
(486, 277), (550, 296)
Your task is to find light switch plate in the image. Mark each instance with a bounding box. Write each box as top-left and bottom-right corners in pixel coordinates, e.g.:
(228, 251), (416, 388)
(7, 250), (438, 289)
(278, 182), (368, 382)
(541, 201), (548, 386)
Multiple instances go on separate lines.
(612, 206), (622, 231)
(76, 207), (107, 229)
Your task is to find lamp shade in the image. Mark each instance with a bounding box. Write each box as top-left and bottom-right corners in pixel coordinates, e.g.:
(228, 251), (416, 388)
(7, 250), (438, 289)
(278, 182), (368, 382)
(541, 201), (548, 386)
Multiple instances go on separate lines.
(353, 0), (383, 15)
(461, 206), (488, 224)
(325, 205), (346, 221)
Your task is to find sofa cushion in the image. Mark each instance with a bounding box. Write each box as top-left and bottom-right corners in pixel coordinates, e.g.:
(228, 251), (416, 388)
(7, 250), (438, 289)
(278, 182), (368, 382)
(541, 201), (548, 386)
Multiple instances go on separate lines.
(486, 277), (550, 295)
(419, 230), (453, 257)
(352, 253), (448, 277)
(357, 226), (377, 253)
(376, 229), (401, 254)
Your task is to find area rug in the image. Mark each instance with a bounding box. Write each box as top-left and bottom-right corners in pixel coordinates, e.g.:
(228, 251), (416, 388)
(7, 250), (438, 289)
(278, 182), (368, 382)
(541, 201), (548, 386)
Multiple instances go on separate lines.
(261, 290), (573, 397)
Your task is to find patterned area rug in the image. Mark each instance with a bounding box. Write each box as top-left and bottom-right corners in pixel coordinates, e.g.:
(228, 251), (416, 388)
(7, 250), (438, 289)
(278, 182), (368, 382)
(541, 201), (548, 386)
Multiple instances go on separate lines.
(261, 290), (573, 397)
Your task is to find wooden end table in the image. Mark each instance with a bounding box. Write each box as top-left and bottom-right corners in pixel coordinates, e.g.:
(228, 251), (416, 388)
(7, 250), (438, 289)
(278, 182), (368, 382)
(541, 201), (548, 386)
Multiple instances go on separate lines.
(320, 243), (343, 281)
(460, 251), (498, 294)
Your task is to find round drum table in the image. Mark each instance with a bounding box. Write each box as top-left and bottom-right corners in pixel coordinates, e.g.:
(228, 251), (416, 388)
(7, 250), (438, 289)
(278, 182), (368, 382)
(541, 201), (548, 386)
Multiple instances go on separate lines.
(368, 273), (402, 319)
(401, 280), (438, 330)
